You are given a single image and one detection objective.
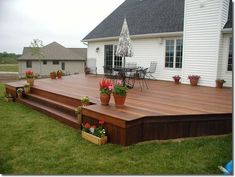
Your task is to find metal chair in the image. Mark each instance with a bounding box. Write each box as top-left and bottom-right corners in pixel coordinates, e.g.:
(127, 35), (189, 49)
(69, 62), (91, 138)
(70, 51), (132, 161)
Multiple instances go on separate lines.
(146, 61), (157, 79)
(103, 66), (117, 80)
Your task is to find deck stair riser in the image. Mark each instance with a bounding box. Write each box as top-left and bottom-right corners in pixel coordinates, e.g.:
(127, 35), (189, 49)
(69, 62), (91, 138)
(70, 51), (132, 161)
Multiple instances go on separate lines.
(31, 87), (81, 107)
(26, 94), (76, 117)
(17, 98), (80, 129)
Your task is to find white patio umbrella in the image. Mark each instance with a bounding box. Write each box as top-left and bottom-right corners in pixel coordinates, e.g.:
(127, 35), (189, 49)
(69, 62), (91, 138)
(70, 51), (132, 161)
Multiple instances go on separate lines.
(116, 18), (133, 67)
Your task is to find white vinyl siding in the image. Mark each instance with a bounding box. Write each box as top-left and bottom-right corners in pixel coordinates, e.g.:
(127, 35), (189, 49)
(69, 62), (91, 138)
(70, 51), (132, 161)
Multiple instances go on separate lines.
(87, 36), (183, 81)
(182, 0), (228, 87)
(217, 34), (232, 87)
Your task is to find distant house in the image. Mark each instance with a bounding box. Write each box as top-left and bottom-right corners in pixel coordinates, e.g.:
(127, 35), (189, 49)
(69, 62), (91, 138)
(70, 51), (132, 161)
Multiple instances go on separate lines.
(83, 0), (233, 87)
(18, 42), (87, 77)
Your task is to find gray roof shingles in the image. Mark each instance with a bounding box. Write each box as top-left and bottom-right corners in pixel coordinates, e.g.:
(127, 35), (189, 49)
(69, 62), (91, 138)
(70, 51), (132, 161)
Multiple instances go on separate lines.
(224, 0), (233, 29)
(18, 42), (87, 61)
(83, 0), (233, 41)
(83, 0), (184, 40)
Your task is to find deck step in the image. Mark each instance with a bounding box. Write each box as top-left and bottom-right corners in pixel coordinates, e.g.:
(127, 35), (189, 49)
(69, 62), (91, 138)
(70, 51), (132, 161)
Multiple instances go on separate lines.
(26, 93), (76, 116)
(18, 98), (80, 129)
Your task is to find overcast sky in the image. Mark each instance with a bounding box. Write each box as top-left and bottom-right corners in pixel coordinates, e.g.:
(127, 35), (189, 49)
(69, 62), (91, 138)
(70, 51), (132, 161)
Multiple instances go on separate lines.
(0, 0), (125, 54)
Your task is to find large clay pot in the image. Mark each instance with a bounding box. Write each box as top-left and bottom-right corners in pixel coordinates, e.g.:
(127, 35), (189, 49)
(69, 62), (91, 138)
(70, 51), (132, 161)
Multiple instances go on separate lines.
(190, 79), (199, 86)
(113, 94), (126, 106)
(100, 93), (111, 105)
(50, 72), (57, 79)
(57, 71), (63, 79)
(27, 78), (34, 86)
(174, 78), (181, 84)
(216, 81), (225, 88)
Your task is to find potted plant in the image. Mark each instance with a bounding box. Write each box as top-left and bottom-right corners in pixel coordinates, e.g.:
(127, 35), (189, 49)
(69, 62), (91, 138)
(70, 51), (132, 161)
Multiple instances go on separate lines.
(113, 80), (128, 106)
(99, 79), (113, 105)
(25, 70), (34, 86)
(74, 106), (82, 124)
(81, 120), (107, 145)
(172, 75), (181, 84)
(50, 71), (57, 79)
(57, 70), (63, 79)
(4, 93), (14, 102)
(188, 75), (200, 86)
(24, 83), (30, 94)
(81, 96), (90, 106)
(16, 88), (24, 98)
(216, 79), (226, 88)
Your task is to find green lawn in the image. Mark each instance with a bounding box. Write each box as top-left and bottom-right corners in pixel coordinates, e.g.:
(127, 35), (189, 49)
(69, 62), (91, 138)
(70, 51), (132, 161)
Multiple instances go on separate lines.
(0, 84), (232, 175)
(0, 64), (18, 72)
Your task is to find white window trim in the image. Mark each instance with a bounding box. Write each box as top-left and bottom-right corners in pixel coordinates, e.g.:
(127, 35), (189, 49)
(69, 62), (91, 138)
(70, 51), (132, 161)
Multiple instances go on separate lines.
(164, 38), (183, 69)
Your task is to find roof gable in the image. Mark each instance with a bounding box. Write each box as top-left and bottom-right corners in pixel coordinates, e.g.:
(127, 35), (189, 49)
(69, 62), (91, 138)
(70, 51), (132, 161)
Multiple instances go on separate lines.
(18, 42), (86, 61)
(83, 0), (185, 41)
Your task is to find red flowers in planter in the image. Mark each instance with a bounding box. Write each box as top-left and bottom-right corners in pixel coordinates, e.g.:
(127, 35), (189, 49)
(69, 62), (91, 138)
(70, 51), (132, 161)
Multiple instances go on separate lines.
(99, 79), (113, 94)
(82, 119), (106, 138)
(25, 70), (34, 78)
(99, 119), (105, 125)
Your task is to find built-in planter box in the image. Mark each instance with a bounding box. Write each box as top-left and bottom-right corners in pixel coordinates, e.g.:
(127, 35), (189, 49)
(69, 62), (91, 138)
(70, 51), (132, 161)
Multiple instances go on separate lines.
(81, 131), (107, 145)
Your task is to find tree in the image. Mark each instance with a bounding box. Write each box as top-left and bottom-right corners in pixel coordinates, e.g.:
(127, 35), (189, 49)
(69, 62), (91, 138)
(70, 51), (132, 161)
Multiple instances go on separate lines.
(29, 39), (44, 75)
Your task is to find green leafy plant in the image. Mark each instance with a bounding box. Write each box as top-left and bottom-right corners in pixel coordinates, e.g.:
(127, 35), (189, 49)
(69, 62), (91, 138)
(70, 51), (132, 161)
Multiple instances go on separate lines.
(81, 96), (89, 104)
(216, 79), (226, 84)
(74, 106), (82, 115)
(16, 88), (24, 94)
(113, 80), (127, 96)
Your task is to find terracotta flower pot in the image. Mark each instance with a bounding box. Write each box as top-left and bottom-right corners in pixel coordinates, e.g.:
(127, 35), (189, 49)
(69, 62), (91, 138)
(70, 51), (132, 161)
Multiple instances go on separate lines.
(82, 102), (90, 106)
(100, 93), (111, 105)
(174, 79), (181, 84)
(190, 79), (199, 86)
(27, 78), (34, 86)
(216, 81), (225, 88)
(50, 72), (57, 79)
(113, 94), (126, 106)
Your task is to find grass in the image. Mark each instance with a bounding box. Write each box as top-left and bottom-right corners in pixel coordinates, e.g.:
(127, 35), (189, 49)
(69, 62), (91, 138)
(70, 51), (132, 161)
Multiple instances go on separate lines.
(0, 84), (232, 175)
(0, 64), (18, 72)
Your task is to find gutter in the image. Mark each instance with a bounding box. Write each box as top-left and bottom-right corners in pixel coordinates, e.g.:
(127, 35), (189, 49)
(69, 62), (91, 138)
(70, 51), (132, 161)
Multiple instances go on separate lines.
(221, 28), (232, 33)
(82, 31), (183, 42)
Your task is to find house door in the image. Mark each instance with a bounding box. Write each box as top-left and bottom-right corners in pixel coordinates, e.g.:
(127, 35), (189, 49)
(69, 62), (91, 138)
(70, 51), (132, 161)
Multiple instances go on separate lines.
(104, 45), (122, 69)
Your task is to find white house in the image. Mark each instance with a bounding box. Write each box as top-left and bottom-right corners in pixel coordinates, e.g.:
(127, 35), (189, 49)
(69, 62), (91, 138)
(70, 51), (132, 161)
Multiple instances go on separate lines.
(18, 42), (87, 77)
(82, 0), (233, 87)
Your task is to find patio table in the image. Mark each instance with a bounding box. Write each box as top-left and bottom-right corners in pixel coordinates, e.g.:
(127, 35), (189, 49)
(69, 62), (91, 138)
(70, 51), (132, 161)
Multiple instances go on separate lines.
(113, 67), (139, 88)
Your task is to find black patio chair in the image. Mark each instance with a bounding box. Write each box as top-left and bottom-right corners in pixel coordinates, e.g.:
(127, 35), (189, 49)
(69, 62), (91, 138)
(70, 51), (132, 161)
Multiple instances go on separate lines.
(103, 66), (118, 80)
(146, 61), (157, 79)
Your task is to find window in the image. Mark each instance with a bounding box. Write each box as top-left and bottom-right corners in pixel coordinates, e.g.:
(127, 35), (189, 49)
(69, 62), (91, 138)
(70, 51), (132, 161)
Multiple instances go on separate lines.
(165, 40), (174, 68)
(165, 39), (183, 68)
(114, 45), (122, 68)
(53, 61), (59, 65)
(43, 60), (47, 65)
(175, 39), (183, 68)
(26, 61), (32, 68)
(104, 45), (122, 68)
(104, 45), (113, 68)
(227, 37), (233, 71)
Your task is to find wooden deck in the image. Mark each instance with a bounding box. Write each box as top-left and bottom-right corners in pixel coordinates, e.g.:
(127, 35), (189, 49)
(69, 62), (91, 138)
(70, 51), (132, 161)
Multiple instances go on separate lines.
(5, 74), (232, 146)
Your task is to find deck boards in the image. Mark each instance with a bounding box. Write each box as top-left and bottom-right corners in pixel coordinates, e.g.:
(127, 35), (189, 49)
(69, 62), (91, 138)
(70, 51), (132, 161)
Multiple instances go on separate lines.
(7, 74), (232, 119)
